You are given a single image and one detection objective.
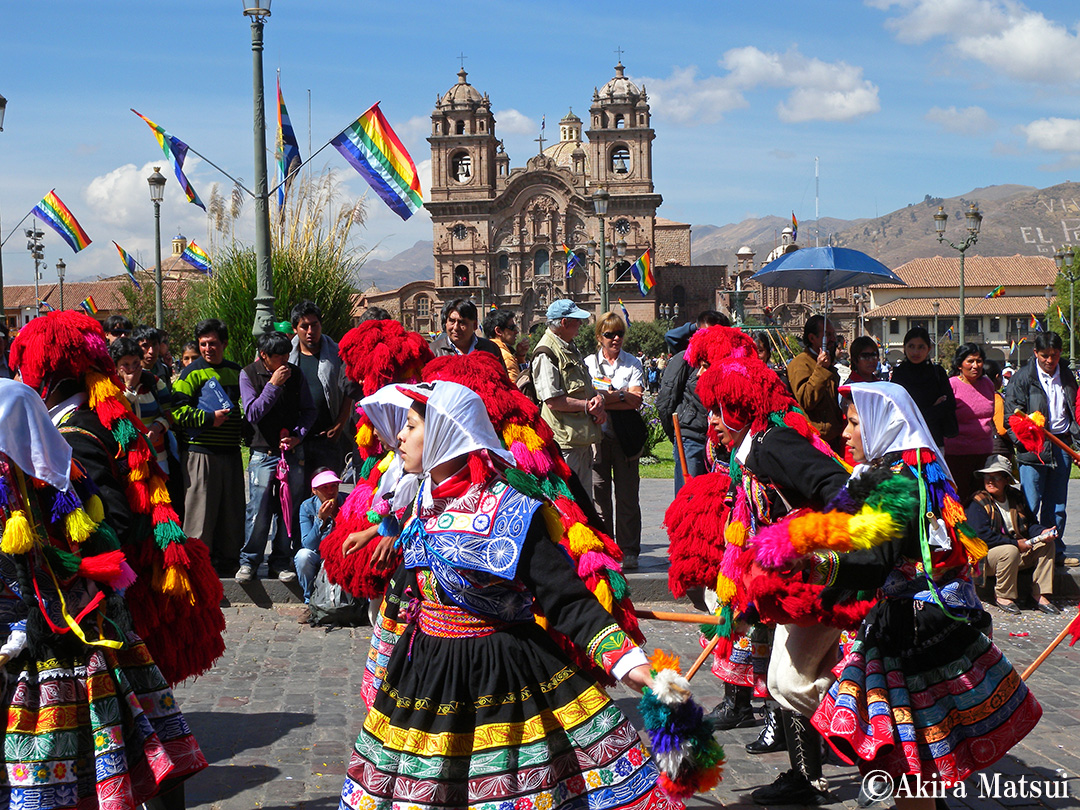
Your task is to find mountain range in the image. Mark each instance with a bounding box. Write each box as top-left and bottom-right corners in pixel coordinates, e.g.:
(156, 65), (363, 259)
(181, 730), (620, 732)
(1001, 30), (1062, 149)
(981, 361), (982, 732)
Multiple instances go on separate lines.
(359, 182), (1080, 290)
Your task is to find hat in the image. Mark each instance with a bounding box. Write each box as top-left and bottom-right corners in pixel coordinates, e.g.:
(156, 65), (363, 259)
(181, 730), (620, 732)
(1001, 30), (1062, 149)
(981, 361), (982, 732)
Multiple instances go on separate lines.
(546, 299), (591, 320)
(311, 469), (342, 489)
(976, 454), (1018, 484)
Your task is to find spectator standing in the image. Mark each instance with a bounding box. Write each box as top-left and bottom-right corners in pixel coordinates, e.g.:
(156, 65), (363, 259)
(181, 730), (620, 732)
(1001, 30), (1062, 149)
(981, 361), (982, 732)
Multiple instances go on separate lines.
(585, 313), (644, 569)
(0, 323), (11, 379)
(890, 326), (957, 450)
(429, 298), (502, 360)
(483, 308), (521, 382)
(289, 300), (358, 478)
(180, 341), (199, 370)
(786, 315), (845, 454)
(984, 359), (1012, 458)
(237, 330), (316, 583)
(656, 311), (729, 493)
(102, 314), (132, 344)
(172, 318), (245, 577)
(1004, 331), (1080, 567)
(966, 454), (1058, 614)
(846, 336), (881, 383)
(532, 299), (604, 490)
(945, 343), (996, 502)
(133, 325), (173, 387)
(646, 359), (660, 394)
(295, 467), (347, 604)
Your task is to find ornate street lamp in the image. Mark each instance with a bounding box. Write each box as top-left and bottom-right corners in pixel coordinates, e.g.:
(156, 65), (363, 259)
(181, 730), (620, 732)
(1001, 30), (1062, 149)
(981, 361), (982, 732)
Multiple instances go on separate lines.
(1054, 246), (1078, 360)
(931, 300), (940, 361)
(147, 166), (167, 329)
(56, 258), (66, 312)
(243, 0), (275, 336)
(934, 202), (982, 344)
(592, 188), (610, 313)
(477, 272), (487, 311)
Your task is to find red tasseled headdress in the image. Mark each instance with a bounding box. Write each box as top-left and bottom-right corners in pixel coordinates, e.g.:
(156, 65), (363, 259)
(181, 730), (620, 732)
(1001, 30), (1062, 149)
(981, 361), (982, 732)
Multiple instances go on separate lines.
(665, 470), (732, 598)
(9, 311), (117, 391)
(424, 352), (539, 428)
(698, 357), (795, 433)
(685, 325), (757, 369)
(338, 320), (433, 397)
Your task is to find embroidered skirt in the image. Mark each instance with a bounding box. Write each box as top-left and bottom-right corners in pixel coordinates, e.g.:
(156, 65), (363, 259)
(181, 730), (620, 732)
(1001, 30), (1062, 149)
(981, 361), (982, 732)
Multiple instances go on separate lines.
(812, 598), (1041, 784)
(2, 635), (206, 809)
(341, 619), (674, 810)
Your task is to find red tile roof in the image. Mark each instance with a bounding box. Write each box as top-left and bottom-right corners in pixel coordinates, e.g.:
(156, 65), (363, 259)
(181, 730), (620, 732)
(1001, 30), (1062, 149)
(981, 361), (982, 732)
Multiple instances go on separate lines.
(3, 276), (196, 311)
(883, 254), (1056, 288)
(866, 295), (1052, 318)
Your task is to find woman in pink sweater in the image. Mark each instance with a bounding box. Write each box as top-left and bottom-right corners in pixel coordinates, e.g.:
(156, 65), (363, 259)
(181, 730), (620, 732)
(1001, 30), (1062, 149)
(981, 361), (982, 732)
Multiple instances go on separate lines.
(945, 342), (996, 502)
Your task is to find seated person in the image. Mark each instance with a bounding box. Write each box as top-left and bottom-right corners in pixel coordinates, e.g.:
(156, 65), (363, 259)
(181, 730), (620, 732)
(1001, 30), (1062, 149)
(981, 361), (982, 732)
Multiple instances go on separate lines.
(296, 467), (347, 604)
(965, 454), (1059, 615)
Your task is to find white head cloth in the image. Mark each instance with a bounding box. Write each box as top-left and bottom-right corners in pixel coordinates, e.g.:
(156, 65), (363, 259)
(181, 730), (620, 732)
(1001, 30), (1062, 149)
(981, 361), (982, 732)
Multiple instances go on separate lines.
(0, 378), (73, 491)
(360, 385), (419, 511)
(848, 381), (953, 481)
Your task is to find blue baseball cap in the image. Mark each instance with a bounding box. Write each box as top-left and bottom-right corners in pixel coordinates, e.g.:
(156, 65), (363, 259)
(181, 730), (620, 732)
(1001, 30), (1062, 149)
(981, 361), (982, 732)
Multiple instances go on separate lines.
(546, 299), (591, 320)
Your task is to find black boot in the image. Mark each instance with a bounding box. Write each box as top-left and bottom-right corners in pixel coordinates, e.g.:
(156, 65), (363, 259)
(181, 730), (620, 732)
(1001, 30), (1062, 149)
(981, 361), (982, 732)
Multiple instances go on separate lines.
(706, 683), (756, 730)
(751, 710), (836, 805)
(143, 782), (186, 810)
(746, 702), (786, 754)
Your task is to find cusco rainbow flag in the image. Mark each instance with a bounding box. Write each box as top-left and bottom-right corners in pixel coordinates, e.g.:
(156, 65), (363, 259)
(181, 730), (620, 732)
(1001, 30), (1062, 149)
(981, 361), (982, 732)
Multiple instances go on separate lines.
(78, 296), (99, 315)
(31, 190), (92, 253)
(984, 285), (1004, 299)
(562, 244), (582, 278)
(181, 241), (213, 275)
(1030, 313), (1043, 331)
(276, 75), (302, 209)
(331, 103), (422, 221)
(112, 242), (142, 290)
(131, 109), (206, 210)
(630, 249), (655, 296)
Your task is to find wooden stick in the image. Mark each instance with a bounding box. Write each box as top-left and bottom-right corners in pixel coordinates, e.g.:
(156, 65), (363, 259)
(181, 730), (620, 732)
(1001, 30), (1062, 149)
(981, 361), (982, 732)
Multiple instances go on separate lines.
(1013, 409), (1080, 466)
(634, 608), (723, 625)
(1021, 619), (1075, 681)
(672, 413), (691, 479)
(686, 634), (721, 681)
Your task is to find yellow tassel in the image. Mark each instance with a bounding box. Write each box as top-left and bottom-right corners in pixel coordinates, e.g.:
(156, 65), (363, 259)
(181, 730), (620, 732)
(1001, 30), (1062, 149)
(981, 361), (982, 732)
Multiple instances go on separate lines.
(2, 510), (36, 554)
(503, 424), (545, 452)
(1031, 411), (1045, 428)
(162, 564), (193, 600)
(129, 463), (149, 482)
(959, 533), (988, 564)
(539, 506), (565, 544)
(149, 476), (169, 504)
(567, 524), (603, 555)
(86, 371), (124, 408)
(65, 508), (97, 544)
(377, 451), (394, 473)
(356, 422), (375, 450)
(85, 495), (105, 523)
(715, 573), (737, 604)
(593, 579), (614, 612)
(848, 509), (897, 550)
(725, 520), (747, 547)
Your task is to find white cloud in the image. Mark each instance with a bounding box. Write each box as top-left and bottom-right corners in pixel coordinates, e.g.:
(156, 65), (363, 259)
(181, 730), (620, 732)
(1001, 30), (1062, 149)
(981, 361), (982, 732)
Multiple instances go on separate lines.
(925, 105), (996, 134)
(493, 109), (537, 136)
(639, 47), (879, 125)
(1020, 117), (1080, 152)
(872, 0), (1080, 83)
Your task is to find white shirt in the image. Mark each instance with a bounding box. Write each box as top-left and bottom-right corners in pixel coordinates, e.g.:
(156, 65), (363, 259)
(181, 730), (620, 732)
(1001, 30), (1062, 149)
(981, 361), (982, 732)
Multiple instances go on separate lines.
(1036, 363), (1070, 434)
(585, 349), (644, 437)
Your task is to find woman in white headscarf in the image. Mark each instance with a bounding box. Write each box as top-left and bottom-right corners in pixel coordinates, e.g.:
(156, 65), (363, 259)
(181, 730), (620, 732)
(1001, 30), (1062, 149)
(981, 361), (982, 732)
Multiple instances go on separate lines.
(339, 381), (677, 810)
(801, 383), (1041, 808)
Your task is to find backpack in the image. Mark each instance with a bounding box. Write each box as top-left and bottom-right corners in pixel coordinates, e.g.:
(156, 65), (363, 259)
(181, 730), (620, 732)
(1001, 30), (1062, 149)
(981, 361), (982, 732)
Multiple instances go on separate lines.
(307, 566), (369, 627)
(516, 345), (558, 405)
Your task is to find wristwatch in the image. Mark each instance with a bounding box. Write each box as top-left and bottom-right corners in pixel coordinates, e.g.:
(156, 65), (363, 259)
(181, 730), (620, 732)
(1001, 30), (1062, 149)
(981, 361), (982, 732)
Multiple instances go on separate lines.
(618, 390), (626, 402)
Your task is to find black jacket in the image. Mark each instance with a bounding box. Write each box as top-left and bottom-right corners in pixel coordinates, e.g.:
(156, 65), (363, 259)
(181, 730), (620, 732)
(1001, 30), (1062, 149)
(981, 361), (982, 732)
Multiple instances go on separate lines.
(742, 425), (851, 522)
(965, 488), (1047, 551)
(1003, 354), (1080, 465)
(656, 351), (707, 444)
(890, 360), (957, 446)
(428, 333), (503, 362)
(241, 359), (314, 453)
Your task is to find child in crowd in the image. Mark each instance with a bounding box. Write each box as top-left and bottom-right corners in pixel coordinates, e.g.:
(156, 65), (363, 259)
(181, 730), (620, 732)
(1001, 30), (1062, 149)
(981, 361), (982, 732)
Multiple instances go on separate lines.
(180, 341), (200, 369)
(296, 467), (347, 604)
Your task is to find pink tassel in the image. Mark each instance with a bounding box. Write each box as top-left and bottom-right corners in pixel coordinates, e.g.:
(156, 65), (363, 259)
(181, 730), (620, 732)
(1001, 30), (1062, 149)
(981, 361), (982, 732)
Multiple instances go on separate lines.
(750, 522), (800, 569)
(510, 441), (533, 471)
(109, 560), (138, 592)
(529, 449), (554, 475)
(577, 550), (622, 578)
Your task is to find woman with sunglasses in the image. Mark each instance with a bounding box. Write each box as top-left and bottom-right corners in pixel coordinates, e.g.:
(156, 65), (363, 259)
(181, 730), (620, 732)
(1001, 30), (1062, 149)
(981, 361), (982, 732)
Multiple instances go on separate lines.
(584, 313), (645, 569)
(847, 335), (881, 383)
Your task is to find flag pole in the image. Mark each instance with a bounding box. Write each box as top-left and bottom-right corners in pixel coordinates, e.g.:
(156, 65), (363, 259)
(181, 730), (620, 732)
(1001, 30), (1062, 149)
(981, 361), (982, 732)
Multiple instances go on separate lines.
(181, 145), (256, 198)
(0, 210), (34, 247)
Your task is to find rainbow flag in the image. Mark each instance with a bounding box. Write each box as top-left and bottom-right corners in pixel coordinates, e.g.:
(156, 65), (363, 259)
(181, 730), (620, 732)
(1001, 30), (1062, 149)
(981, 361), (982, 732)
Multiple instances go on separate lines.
(112, 242), (143, 290)
(1019, 336), (1028, 345)
(331, 103), (422, 221)
(1009, 340), (1017, 355)
(181, 240), (213, 275)
(276, 75), (302, 209)
(78, 296), (99, 316)
(38, 299), (55, 313)
(791, 211), (798, 242)
(943, 325), (954, 340)
(629, 249), (655, 296)
(563, 244), (582, 278)
(984, 285), (1004, 299)
(1058, 305), (1071, 330)
(30, 191), (91, 253)
(1030, 313), (1043, 331)
(619, 298), (631, 326)
(131, 109), (206, 210)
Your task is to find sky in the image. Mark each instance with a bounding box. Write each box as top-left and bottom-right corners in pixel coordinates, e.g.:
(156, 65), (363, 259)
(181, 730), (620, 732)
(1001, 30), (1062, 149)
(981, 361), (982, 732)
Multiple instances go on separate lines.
(2, 0), (1079, 288)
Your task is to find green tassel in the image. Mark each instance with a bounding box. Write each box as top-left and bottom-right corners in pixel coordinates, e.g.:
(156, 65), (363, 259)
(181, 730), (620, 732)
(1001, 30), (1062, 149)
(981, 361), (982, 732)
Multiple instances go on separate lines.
(716, 603), (734, 638)
(41, 545), (83, 579)
(89, 522), (121, 551)
(110, 419), (139, 447)
(863, 475), (920, 522)
(153, 520), (187, 550)
(699, 622), (719, 640)
(360, 456), (379, 479)
(607, 569), (628, 601)
(505, 469), (546, 500)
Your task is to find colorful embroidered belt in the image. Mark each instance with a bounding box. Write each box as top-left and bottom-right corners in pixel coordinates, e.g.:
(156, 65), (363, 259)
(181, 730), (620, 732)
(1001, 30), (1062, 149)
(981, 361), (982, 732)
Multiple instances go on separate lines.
(417, 601), (507, 638)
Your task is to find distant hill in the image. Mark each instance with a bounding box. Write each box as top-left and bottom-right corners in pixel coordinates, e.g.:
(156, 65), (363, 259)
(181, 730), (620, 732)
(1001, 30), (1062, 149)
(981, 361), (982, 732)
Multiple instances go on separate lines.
(358, 240), (434, 290)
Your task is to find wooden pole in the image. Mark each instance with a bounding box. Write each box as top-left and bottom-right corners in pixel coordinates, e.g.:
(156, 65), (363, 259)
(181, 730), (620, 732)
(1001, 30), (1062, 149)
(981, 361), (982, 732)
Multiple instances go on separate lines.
(1013, 409), (1080, 466)
(1021, 620), (1075, 681)
(634, 608), (723, 625)
(686, 635), (721, 681)
(672, 413), (691, 479)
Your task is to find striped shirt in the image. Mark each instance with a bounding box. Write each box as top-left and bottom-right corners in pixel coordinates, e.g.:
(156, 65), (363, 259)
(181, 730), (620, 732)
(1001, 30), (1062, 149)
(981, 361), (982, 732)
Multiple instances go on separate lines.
(172, 357), (245, 454)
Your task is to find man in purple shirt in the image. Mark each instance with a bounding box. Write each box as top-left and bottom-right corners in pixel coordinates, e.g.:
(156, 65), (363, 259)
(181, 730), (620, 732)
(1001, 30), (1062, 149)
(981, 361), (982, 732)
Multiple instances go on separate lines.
(236, 330), (317, 582)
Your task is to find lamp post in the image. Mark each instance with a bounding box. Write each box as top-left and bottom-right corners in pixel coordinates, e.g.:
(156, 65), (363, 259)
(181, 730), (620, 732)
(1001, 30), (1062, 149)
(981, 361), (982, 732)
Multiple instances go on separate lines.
(0, 91), (7, 317)
(244, 0), (275, 336)
(147, 166), (167, 329)
(932, 300), (940, 361)
(933, 202), (982, 345)
(25, 225), (44, 318)
(477, 272), (487, 311)
(592, 189), (610, 313)
(1054, 246), (1079, 360)
(56, 258), (66, 311)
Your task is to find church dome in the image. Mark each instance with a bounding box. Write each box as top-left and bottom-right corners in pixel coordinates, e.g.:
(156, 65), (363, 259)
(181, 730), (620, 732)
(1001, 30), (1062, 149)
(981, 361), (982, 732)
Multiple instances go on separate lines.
(544, 108), (590, 171)
(440, 69), (483, 107)
(597, 62), (641, 102)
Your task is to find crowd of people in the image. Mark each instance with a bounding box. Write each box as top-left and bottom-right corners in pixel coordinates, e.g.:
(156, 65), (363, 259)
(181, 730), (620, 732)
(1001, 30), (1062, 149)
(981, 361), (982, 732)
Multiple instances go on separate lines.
(0, 297), (1069, 809)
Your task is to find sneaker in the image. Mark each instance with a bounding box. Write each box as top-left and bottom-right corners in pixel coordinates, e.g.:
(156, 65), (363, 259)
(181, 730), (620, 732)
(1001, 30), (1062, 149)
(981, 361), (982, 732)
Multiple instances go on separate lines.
(276, 569), (297, 583)
(751, 769), (835, 806)
(235, 564), (255, 582)
(1063, 557), (1080, 568)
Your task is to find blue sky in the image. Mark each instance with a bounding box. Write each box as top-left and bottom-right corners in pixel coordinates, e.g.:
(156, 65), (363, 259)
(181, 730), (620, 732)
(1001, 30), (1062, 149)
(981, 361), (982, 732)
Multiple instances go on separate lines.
(2, 0), (1079, 286)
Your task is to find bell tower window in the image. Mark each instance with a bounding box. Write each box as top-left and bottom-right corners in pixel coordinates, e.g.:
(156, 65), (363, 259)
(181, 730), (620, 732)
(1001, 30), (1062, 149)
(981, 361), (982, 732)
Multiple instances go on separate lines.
(454, 265), (470, 286)
(611, 146), (630, 174)
(450, 153), (472, 183)
(455, 119), (466, 135)
(615, 114), (625, 128)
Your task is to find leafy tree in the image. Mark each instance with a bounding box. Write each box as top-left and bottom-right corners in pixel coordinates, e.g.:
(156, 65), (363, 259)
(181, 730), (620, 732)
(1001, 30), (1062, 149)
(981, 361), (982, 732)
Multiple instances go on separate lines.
(623, 320), (666, 357)
(121, 277), (208, 352)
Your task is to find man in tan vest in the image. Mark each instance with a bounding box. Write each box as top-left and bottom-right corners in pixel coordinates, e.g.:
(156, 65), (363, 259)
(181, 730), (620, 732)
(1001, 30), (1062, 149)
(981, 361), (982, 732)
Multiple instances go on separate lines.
(533, 299), (605, 489)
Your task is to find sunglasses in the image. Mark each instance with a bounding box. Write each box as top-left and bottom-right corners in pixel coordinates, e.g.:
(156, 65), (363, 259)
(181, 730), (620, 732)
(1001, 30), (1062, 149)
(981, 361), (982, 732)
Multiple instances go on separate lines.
(110, 330), (131, 337)
(602, 331), (625, 340)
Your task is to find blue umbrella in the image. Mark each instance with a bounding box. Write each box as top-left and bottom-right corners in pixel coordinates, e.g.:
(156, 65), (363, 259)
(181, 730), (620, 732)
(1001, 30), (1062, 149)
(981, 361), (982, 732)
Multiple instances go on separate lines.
(750, 246), (906, 292)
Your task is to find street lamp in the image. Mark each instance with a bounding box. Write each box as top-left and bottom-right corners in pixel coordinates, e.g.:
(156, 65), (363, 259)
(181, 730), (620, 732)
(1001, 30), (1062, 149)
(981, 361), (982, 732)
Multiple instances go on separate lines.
(0, 91), (7, 317)
(25, 226), (44, 318)
(1054, 246), (1078, 360)
(931, 300), (940, 361)
(934, 202), (982, 344)
(147, 166), (167, 329)
(477, 272), (487, 311)
(56, 258), (66, 311)
(592, 188), (610, 312)
(244, 0), (275, 336)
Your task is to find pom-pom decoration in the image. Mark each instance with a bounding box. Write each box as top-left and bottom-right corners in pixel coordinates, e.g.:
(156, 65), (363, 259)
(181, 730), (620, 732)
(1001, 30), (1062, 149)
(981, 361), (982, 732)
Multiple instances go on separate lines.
(638, 649), (725, 800)
(1008, 411), (1047, 457)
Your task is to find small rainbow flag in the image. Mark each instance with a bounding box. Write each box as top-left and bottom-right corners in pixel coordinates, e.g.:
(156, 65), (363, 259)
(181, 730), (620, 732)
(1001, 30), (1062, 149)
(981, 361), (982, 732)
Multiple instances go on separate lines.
(630, 249), (655, 296)
(131, 109), (206, 210)
(943, 325), (954, 340)
(1009, 340), (1017, 355)
(38, 299), (55, 313)
(563, 244), (582, 278)
(276, 75), (302, 209)
(1058, 305), (1070, 330)
(984, 285), (1005, 299)
(31, 190), (91, 253)
(1019, 336), (1028, 345)
(791, 211), (798, 242)
(619, 298), (631, 326)
(112, 242), (143, 290)
(181, 240), (213, 275)
(331, 102), (422, 221)
(1030, 313), (1041, 331)
(78, 296), (99, 316)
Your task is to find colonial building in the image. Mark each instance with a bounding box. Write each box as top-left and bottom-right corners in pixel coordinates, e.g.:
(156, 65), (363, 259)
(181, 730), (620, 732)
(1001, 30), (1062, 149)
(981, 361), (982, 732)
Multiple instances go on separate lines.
(421, 63), (721, 331)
